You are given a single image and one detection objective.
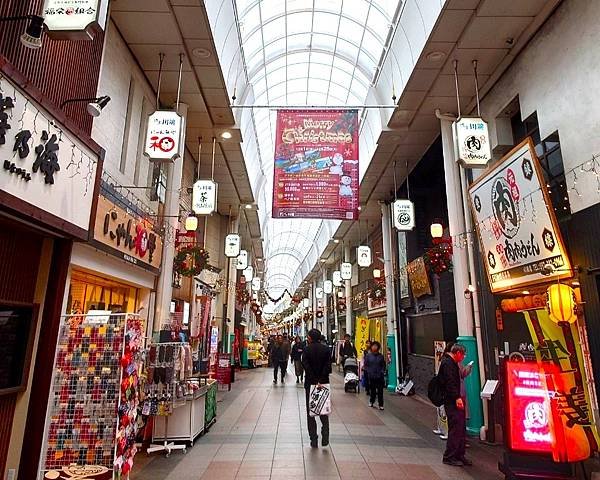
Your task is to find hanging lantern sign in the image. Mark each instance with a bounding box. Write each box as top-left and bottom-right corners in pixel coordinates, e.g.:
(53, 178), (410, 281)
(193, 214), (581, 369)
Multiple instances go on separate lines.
(224, 233), (241, 258)
(332, 271), (342, 287)
(144, 110), (183, 162)
(251, 277), (261, 292)
(302, 298), (310, 308)
(392, 199), (415, 231)
(323, 280), (333, 295)
(243, 266), (254, 282)
(340, 262), (352, 280)
(453, 116), (492, 168)
(236, 250), (248, 270)
(316, 287), (324, 299)
(546, 284), (577, 324)
(43, 0), (109, 40)
(357, 245), (372, 267)
(192, 180), (218, 215)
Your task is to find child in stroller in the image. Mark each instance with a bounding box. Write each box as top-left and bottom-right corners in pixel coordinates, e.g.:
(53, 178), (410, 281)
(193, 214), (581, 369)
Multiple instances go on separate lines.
(343, 357), (360, 393)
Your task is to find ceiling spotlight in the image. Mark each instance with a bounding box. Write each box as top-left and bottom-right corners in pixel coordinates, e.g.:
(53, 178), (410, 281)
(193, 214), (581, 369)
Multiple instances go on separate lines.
(426, 51), (446, 62)
(522, 290), (530, 295)
(333, 239), (340, 244)
(20, 15), (44, 49)
(192, 47), (211, 58)
(87, 96), (111, 117)
(320, 259), (326, 263)
(245, 204), (253, 209)
(221, 131), (232, 139)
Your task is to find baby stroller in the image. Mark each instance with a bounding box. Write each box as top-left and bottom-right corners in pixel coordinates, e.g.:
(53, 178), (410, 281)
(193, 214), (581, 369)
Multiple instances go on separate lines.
(343, 357), (360, 393)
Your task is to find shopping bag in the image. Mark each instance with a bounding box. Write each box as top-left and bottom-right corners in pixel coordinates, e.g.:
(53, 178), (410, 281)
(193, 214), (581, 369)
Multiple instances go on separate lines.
(308, 384), (331, 417)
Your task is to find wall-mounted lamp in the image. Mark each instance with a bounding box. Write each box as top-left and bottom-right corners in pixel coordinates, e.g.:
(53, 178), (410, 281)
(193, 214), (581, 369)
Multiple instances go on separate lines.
(61, 95), (111, 117)
(0, 15), (44, 49)
(464, 284), (476, 299)
(185, 214), (198, 231)
(430, 222), (444, 239)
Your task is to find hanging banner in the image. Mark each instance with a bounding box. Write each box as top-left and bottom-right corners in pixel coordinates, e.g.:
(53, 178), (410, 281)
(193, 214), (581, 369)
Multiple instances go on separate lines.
(357, 245), (372, 267)
(355, 316), (370, 361)
(340, 262), (352, 280)
(323, 280), (333, 294)
(236, 250), (248, 270)
(43, 0), (109, 40)
(272, 109), (359, 220)
(192, 180), (217, 215)
(406, 257), (432, 298)
(144, 110), (183, 162)
(243, 266), (254, 282)
(453, 116), (492, 168)
(392, 199), (415, 231)
(523, 309), (599, 462)
(332, 271), (342, 287)
(225, 233), (241, 258)
(251, 277), (261, 292)
(315, 287), (324, 299)
(469, 139), (571, 293)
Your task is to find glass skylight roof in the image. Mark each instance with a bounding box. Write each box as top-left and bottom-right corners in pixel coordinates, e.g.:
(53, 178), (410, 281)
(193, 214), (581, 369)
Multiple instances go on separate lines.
(234, 0), (401, 298)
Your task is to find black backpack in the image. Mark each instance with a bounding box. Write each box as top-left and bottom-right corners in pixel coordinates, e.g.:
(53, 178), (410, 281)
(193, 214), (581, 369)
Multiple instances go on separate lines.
(427, 374), (445, 407)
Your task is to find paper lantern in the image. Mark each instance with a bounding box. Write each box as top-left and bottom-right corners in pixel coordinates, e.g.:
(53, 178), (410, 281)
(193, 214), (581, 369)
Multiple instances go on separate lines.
(547, 284), (577, 323)
(430, 222), (443, 239)
(185, 214), (198, 231)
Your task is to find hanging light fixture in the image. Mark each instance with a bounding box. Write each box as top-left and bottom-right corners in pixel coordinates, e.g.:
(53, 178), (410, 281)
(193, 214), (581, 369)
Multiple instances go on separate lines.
(373, 268), (381, 279)
(185, 213), (198, 231)
(546, 283), (577, 324)
(430, 222), (444, 239)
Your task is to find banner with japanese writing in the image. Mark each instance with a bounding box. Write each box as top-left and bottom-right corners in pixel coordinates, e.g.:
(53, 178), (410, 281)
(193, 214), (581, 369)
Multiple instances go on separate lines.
(272, 109), (359, 220)
(469, 138), (571, 292)
(524, 310), (599, 461)
(355, 316), (370, 361)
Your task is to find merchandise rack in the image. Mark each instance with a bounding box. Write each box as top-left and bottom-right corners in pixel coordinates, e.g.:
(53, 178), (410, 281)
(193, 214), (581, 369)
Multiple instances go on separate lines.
(39, 313), (143, 480)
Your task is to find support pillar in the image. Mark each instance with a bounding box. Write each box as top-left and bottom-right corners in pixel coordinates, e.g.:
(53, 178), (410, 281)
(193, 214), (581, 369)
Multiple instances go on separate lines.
(381, 202), (399, 391)
(312, 280), (317, 330)
(153, 103), (188, 335)
(322, 268), (329, 341)
(345, 245), (352, 336)
(225, 214), (240, 353)
(440, 117), (483, 435)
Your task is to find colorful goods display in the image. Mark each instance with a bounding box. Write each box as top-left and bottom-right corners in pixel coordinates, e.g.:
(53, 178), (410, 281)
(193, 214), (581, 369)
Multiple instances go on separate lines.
(41, 313), (144, 479)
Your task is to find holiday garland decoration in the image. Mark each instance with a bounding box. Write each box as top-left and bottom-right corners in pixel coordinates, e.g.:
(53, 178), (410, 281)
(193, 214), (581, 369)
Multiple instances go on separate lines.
(264, 289), (293, 303)
(173, 245), (209, 277)
(369, 281), (386, 301)
(423, 241), (453, 275)
(236, 285), (250, 305)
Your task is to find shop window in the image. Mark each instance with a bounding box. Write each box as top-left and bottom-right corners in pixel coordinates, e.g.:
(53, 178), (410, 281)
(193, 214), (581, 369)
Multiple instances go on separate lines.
(408, 313), (443, 356)
(150, 163), (167, 203)
(66, 270), (139, 314)
(0, 304), (37, 393)
(511, 112), (571, 222)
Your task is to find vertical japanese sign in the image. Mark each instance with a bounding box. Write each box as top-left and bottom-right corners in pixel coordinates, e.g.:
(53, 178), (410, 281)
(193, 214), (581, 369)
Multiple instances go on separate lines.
(453, 116), (492, 168)
(469, 139), (571, 292)
(144, 110), (183, 162)
(523, 310), (599, 461)
(192, 180), (217, 214)
(272, 109), (359, 220)
(355, 316), (370, 361)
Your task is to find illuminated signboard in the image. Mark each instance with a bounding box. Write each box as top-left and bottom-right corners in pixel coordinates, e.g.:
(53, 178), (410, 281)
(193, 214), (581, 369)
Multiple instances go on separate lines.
(505, 361), (555, 455)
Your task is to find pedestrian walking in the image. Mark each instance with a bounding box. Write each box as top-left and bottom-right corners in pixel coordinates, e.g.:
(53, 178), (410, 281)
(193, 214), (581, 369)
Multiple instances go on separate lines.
(291, 336), (305, 383)
(281, 333), (291, 379)
(364, 341), (386, 410)
(340, 333), (357, 367)
(438, 343), (472, 467)
(272, 335), (286, 384)
(362, 340), (371, 396)
(302, 329), (331, 448)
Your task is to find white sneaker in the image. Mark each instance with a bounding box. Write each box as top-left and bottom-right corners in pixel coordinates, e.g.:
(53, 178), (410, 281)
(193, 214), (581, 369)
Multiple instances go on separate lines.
(379, 406), (384, 410)
(369, 402), (374, 407)
(440, 435), (448, 440)
(433, 429), (442, 435)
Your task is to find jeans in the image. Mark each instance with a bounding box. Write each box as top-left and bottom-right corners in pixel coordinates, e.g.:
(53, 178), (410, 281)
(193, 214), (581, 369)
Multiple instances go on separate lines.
(369, 377), (384, 406)
(305, 385), (329, 442)
(273, 360), (287, 381)
(443, 404), (466, 461)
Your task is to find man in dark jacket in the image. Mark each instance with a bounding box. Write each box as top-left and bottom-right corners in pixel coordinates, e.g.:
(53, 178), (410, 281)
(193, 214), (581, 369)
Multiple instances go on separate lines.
(438, 343), (471, 467)
(290, 336), (305, 383)
(302, 329), (331, 448)
(272, 335), (286, 384)
(340, 333), (357, 366)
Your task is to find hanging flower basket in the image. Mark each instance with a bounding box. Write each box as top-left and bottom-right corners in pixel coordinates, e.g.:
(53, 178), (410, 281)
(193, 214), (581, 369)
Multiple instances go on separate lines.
(424, 243), (453, 275)
(173, 246), (209, 277)
(369, 282), (386, 301)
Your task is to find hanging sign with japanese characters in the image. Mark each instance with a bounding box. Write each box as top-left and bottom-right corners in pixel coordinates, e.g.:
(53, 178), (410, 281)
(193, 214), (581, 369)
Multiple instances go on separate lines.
(469, 139), (571, 292)
(357, 245), (372, 267)
(236, 250), (248, 270)
(43, 0), (109, 40)
(332, 271), (342, 287)
(272, 109), (359, 220)
(0, 74), (99, 240)
(392, 199), (415, 231)
(251, 277), (261, 292)
(192, 180), (217, 215)
(92, 195), (163, 274)
(144, 110), (183, 162)
(323, 280), (333, 295)
(340, 262), (352, 280)
(453, 116), (492, 168)
(225, 233), (241, 258)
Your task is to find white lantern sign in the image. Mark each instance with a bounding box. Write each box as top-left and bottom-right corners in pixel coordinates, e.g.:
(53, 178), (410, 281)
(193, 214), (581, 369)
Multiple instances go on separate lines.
(315, 287), (324, 299)
(357, 245), (372, 267)
(43, 0), (109, 39)
(236, 250), (248, 270)
(144, 110), (183, 162)
(332, 271), (342, 287)
(192, 180), (217, 215)
(340, 262), (352, 280)
(243, 266), (254, 282)
(323, 280), (333, 294)
(392, 199), (415, 231)
(224, 233), (241, 258)
(251, 277), (261, 292)
(453, 116), (492, 168)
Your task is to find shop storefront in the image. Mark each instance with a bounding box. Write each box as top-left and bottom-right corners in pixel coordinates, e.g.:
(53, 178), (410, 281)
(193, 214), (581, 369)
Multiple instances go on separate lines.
(0, 66), (102, 478)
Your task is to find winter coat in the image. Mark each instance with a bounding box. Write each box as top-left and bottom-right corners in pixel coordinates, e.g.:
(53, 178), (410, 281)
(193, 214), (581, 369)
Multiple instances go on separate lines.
(291, 341), (305, 362)
(340, 341), (357, 359)
(302, 341), (332, 385)
(438, 353), (461, 406)
(363, 352), (386, 380)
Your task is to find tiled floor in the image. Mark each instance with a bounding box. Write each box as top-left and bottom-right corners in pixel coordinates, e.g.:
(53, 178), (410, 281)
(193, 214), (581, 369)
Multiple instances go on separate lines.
(131, 367), (503, 480)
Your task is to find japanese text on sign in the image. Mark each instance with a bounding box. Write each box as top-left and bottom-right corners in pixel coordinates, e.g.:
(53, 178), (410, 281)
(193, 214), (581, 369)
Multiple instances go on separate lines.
(144, 110), (182, 161)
